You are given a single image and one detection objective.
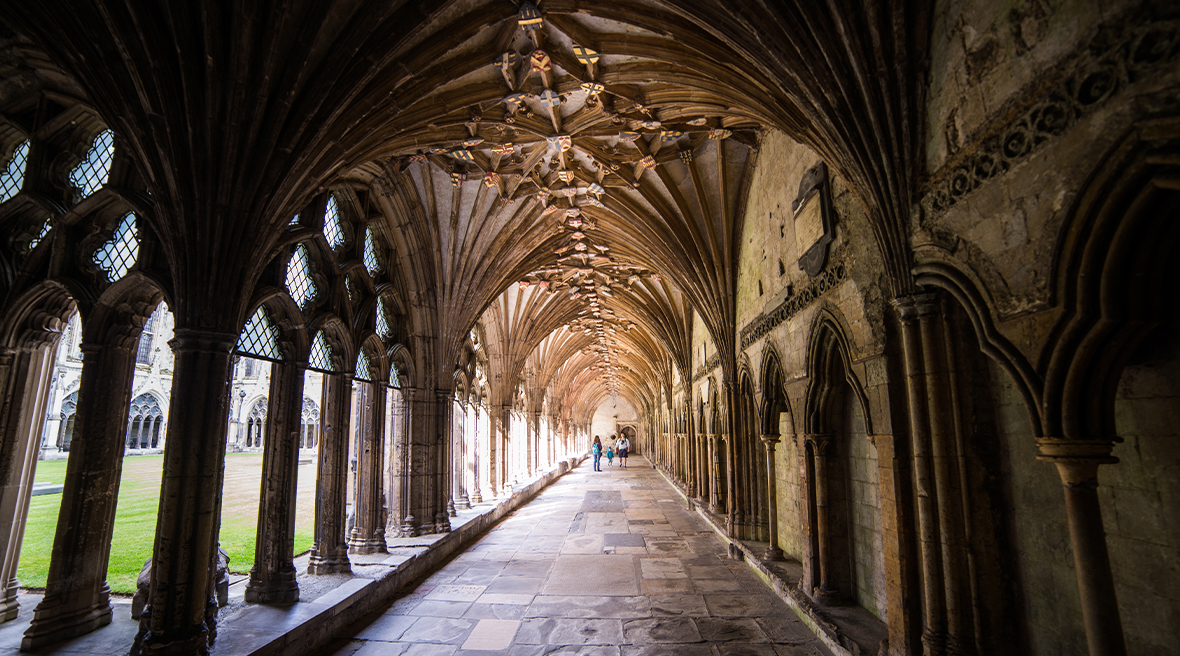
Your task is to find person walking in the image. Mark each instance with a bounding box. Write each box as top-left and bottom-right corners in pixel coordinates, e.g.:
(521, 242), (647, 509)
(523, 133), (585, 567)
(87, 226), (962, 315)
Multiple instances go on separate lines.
(591, 435), (603, 471)
(618, 434), (630, 468)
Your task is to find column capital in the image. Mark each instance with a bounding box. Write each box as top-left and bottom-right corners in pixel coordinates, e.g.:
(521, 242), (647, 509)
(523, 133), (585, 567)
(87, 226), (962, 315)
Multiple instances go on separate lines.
(759, 434), (781, 449)
(805, 433), (833, 454)
(890, 292), (940, 321)
(168, 328), (237, 354)
(1036, 437), (1118, 486)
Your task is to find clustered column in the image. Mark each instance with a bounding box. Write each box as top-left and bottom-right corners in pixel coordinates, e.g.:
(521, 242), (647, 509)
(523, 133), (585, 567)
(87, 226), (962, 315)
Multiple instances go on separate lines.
(308, 372), (352, 574)
(349, 380), (387, 554)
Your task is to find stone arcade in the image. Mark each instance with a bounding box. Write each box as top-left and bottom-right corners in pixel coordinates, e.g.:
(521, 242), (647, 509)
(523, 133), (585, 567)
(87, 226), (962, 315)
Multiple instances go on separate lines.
(0, 1), (1176, 655)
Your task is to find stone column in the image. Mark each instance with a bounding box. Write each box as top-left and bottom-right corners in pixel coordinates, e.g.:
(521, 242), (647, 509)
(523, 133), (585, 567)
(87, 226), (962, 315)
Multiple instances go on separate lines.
(308, 373), (352, 574)
(136, 330), (235, 656)
(470, 404), (482, 504)
(1038, 439), (1126, 656)
(25, 338), (138, 647)
(807, 433), (840, 603)
(894, 294), (946, 654)
(455, 397), (470, 509)
(349, 381), (387, 554)
(393, 387), (418, 538)
(245, 360), (305, 603)
(760, 435), (783, 561)
(0, 344), (56, 622)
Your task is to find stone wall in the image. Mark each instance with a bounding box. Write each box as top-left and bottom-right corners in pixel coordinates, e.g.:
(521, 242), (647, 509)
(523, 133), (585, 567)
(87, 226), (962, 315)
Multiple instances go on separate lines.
(845, 393), (886, 621)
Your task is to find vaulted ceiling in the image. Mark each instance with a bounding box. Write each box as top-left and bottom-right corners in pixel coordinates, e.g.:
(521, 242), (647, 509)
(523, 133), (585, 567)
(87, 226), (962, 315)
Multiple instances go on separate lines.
(0, 0), (929, 420)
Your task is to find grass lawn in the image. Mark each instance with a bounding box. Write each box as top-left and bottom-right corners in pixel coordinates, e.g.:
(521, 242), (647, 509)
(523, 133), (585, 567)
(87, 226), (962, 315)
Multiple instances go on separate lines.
(18, 452), (318, 594)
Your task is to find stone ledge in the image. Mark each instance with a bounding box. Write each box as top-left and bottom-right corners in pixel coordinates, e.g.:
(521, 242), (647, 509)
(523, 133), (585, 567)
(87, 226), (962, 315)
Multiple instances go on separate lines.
(653, 465), (888, 656)
(211, 455), (585, 656)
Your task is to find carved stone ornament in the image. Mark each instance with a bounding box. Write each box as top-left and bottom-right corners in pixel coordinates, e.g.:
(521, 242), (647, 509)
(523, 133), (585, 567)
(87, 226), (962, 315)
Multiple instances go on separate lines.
(791, 161), (834, 277)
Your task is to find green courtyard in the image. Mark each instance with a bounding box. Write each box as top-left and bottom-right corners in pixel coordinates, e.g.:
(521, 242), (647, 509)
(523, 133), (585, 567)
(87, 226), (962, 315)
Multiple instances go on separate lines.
(18, 452), (319, 594)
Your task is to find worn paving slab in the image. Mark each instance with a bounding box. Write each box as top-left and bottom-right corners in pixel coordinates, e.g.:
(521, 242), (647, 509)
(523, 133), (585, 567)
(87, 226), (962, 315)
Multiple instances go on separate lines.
(331, 456), (831, 655)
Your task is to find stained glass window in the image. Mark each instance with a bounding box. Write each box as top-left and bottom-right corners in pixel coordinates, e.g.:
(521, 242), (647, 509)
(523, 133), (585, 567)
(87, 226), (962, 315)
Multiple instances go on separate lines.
(286, 244), (316, 308)
(70, 130), (115, 199)
(354, 349), (371, 382)
(235, 305), (281, 361)
(324, 195), (344, 249)
(0, 140), (29, 203)
(308, 330), (334, 373)
(363, 226), (381, 274)
(93, 213), (138, 282)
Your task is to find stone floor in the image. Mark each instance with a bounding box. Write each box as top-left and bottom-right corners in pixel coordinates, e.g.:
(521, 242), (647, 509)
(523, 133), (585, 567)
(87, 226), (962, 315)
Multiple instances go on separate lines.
(325, 457), (832, 656)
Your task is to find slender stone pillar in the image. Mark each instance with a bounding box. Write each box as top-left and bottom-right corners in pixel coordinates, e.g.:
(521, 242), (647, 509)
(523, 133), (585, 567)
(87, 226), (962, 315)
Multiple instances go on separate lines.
(245, 360), (305, 603)
(455, 397), (470, 509)
(760, 435), (783, 561)
(135, 330), (235, 656)
(1038, 439), (1126, 656)
(0, 344), (56, 622)
(24, 337), (138, 647)
(308, 373), (352, 574)
(486, 405), (499, 497)
(470, 404), (483, 504)
(808, 433), (841, 603)
(394, 388), (418, 538)
(894, 294), (946, 655)
(349, 381), (387, 554)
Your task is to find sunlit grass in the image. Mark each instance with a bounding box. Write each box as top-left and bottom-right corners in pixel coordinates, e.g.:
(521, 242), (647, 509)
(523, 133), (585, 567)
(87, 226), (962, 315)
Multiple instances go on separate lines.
(18, 453), (317, 594)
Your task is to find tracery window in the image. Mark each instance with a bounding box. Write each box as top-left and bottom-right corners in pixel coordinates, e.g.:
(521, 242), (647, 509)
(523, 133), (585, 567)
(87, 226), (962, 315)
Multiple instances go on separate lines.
(324, 195), (344, 249)
(93, 213), (138, 282)
(300, 397), (319, 448)
(29, 221), (51, 249)
(285, 244), (316, 308)
(363, 226), (382, 274)
(136, 307), (159, 365)
(309, 330), (334, 373)
(245, 398), (267, 448)
(236, 305), (280, 361)
(58, 391), (78, 452)
(126, 392), (164, 449)
(0, 140), (29, 203)
(70, 129), (115, 199)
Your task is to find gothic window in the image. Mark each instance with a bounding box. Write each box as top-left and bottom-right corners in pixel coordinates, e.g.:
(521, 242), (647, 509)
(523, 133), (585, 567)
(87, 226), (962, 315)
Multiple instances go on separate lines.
(285, 243), (316, 308)
(126, 392), (164, 449)
(376, 295), (392, 339)
(309, 330), (334, 373)
(355, 349), (371, 382)
(0, 140), (29, 203)
(135, 307), (158, 365)
(58, 391), (78, 452)
(69, 129), (115, 199)
(93, 213), (138, 282)
(289, 212), (301, 226)
(363, 226), (382, 274)
(324, 195), (344, 249)
(245, 398), (267, 448)
(300, 397), (319, 448)
(235, 305), (280, 361)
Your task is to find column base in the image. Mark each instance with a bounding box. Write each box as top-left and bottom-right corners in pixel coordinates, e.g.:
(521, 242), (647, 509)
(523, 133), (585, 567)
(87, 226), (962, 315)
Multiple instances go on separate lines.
(135, 616), (211, 656)
(446, 498), (457, 517)
(458, 494), (471, 510)
(0, 586), (19, 622)
(22, 595), (113, 650)
(347, 536), (388, 555)
(764, 546), (785, 562)
(470, 491), (483, 504)
(811, 585), (846, 607)
(307, 548), (351, 575)
(434, 511), (452, 533)
(244, 567), (299, 604)
(398, 516), (418, 538)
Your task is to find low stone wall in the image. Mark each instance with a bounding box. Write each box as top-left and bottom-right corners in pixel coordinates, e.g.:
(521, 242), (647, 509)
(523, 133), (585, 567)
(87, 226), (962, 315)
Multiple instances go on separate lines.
(214, 455), (585, 656)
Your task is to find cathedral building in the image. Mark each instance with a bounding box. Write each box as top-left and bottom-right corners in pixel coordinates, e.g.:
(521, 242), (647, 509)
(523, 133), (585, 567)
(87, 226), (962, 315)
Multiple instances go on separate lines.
(0, 1), (1176, 655)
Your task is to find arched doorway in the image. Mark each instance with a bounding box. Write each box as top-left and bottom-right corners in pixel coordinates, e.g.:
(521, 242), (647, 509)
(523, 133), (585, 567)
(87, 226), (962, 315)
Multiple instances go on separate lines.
(57, 391), (78, 452)
(245, 398), (267, 449)
(126, 393), (164, 450)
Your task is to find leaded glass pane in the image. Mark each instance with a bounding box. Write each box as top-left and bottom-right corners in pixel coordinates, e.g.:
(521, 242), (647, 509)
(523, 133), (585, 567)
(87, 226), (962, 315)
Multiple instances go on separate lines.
(363, 226), (381, 274)
(324, 195), (344, 249)
(289, 213), (301, 226)
(70, 130), (115, 199)
(389, 363), (401, 389)
(235, 305), (281, 360)
(29, 220), (51, 249)
(354, 349), (371, 381)
(286, 244), (316, 308)
(376, 295), (392, 339)
(93, 213), (138, 282)
(309, 330), (334, 373)
(0, 140), (29, 203)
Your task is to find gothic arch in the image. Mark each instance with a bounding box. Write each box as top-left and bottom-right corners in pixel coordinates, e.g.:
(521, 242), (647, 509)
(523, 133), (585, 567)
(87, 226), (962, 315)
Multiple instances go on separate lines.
(759, 344), (793, 437)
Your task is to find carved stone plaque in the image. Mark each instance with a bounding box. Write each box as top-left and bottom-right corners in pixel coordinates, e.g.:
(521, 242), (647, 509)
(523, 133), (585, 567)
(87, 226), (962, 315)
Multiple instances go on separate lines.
(791, 162), (834, 277)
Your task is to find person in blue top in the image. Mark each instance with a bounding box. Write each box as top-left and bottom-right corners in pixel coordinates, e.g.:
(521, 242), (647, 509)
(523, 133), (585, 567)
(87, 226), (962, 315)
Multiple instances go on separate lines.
(591, 435), (603, 471)
(606, 445), (615, 466)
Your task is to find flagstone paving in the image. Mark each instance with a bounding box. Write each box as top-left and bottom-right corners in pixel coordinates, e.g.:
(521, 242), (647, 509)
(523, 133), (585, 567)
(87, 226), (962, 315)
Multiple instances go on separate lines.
(328, 457), (832, 656)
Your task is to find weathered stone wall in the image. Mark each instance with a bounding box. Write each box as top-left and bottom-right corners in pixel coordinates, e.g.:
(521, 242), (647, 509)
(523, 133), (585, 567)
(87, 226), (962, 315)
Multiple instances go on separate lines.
(989, 358), (1084, 656)
(845, 393), (886, 621)
(1106, 323), (1180, 655)
(774, 411), (804, 560)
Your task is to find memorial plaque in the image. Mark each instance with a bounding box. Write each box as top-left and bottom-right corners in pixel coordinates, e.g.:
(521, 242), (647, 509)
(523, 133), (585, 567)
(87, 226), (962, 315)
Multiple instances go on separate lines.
(791, 162), (835, 277)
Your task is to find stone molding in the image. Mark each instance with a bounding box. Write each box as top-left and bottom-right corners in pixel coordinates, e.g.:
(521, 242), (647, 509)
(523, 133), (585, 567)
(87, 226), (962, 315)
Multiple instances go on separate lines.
(739, 262), (847, 350)
(922, 12), (1180, 218)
